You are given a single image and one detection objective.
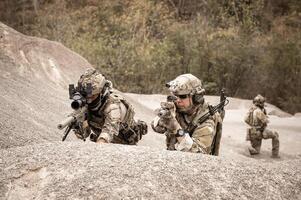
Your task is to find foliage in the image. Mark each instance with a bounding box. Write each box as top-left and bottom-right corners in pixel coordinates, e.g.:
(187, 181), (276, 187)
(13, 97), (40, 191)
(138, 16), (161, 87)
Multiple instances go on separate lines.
(0, 0), (300, 113)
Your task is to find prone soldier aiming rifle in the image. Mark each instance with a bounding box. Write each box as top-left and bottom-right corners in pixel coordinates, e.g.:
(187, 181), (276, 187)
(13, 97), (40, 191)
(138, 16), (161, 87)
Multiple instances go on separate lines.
(57, 83), (92, 141)
(58, 68), (148, 144)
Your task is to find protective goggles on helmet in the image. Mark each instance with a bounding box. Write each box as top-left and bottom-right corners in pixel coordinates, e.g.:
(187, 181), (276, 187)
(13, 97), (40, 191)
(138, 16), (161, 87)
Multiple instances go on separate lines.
(175, 94), (190, 99)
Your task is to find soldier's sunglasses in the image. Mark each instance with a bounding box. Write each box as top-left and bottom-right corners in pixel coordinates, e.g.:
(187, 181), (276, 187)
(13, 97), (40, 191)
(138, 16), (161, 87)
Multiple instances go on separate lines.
(175, 94), (189, 99)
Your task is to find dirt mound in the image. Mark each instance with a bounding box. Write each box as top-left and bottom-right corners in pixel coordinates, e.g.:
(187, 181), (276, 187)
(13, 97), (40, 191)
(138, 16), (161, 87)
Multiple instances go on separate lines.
(0, 22), (91, 148)
(1, 142), (301, 200)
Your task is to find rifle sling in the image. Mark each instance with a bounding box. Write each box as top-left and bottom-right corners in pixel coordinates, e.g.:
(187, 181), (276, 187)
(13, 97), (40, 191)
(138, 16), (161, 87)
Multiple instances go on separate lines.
(186, 101), (224, 135)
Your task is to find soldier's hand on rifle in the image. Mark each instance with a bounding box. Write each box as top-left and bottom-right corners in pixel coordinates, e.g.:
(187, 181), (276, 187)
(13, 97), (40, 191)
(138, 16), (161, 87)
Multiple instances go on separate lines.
(74, 120), (91, 140)
(152, 117), (180, 134)
(74, 130), (85, 140)
(159, 102), (175, 118)
(157, 102), (181, 133)
(151, 116), (167, 134)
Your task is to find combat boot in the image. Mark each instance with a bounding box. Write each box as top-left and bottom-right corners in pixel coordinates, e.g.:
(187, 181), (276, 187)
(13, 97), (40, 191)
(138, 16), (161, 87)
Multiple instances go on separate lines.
(248, 147), (260, 155)
(271, 154), (280, 159)
(249, 138), (262, 155)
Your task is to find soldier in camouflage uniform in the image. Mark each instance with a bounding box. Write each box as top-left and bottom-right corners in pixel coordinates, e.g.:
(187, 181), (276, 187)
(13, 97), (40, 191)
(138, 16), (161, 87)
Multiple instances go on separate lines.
(244, 94), (280, 158)
(74, 68), (147, 144)
(151, 74), (223, 155)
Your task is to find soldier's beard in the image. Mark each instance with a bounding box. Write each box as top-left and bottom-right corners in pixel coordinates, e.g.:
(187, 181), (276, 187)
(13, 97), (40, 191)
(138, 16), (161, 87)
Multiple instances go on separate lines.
(176, 102), (194, 114)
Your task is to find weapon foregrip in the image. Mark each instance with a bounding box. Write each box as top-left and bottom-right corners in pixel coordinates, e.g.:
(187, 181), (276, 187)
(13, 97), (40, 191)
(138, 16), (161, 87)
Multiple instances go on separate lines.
(57, 116), (75, 130)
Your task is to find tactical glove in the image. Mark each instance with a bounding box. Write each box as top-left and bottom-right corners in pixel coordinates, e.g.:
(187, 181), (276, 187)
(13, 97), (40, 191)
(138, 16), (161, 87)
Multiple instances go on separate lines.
(158, 103), (181, 133)
(74, 120), (91, 140)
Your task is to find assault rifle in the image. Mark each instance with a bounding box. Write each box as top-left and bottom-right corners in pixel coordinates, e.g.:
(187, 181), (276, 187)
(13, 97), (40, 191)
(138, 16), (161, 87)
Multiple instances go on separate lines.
(187, 89), (229, 134)
(57, 84), (91, 141)
(57, 106), (88, 141)
(187, 89), (228, 156)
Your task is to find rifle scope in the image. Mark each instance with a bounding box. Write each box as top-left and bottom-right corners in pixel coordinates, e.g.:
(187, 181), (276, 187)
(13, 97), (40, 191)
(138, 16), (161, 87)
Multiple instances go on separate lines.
(71, 92), (86, 110)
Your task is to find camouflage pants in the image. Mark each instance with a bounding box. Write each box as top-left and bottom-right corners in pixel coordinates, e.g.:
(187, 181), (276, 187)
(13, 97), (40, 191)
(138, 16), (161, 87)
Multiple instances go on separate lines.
(247, 128), (279, 156)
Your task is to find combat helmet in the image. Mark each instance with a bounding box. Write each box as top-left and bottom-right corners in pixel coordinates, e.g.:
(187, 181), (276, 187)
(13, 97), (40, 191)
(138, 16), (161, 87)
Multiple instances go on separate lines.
(166, 74), (205, 114)
(253, 94), (265, 107)
(166, 74), (205, 103)
(77, 68), (111, 98)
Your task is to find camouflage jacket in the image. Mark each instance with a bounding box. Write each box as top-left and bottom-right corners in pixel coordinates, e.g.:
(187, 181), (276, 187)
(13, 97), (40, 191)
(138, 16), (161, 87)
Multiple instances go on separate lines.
(87, 92), (135, 143)
(176, 102), (222, 154)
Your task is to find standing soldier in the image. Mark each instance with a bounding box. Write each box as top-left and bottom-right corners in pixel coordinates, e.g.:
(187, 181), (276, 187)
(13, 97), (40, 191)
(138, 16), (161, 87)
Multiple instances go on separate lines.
(151, 74), (224, 155)
(244, 94), (280, 158)
(68, 68), (148, 144)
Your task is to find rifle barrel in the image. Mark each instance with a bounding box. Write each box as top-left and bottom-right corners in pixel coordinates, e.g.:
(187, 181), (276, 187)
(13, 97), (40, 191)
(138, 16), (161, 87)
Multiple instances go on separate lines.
(57, 116), (75, 130)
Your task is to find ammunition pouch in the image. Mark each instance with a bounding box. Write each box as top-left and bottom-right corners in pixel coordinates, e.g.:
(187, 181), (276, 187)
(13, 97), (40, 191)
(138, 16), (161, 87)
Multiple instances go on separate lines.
(120, 120), (148, 145)
(248, 127), (263, 140)
(135, 120), (148, 136)
(121, 128), (138, 145)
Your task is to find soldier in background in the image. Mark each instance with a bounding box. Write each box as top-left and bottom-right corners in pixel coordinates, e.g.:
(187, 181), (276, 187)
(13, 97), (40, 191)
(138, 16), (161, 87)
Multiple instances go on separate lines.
(73, 68), (147, 144)
(151, 74), (223, 155)
(244, 94), (280, 158)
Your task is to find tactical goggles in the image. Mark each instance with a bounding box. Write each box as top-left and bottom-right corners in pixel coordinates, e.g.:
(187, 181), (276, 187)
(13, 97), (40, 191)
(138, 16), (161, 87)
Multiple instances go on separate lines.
(175, 94), (190, 99)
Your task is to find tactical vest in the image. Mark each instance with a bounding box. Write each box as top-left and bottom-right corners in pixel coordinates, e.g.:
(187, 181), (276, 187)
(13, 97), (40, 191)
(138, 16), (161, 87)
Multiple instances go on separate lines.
(111, 93), (135, 130)
(176, 103), (222, 155)
(87, 92), (135, 133)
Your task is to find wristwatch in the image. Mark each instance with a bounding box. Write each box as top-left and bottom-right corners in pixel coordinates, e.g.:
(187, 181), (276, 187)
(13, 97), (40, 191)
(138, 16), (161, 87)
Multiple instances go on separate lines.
(175, 129), (186, 137)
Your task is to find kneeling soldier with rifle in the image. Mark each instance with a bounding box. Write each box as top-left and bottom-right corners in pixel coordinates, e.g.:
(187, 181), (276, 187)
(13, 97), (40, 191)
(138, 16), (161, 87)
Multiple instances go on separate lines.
(151, 74), (228, 155)
(58, 68), (147, 144)
(244, 94), (280, 158)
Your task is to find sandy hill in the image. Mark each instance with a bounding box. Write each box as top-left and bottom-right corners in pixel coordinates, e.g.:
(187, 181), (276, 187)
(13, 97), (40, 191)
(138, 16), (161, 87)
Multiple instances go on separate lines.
(0, 22), (300, 200)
